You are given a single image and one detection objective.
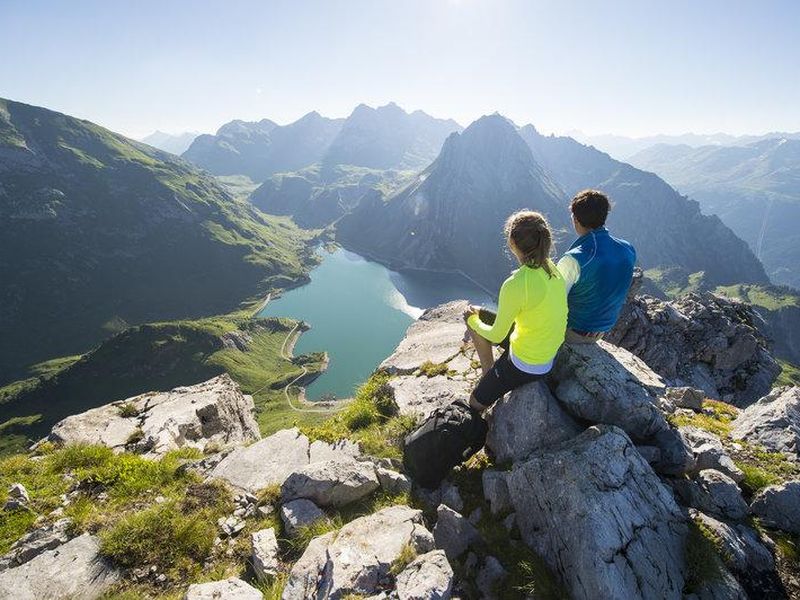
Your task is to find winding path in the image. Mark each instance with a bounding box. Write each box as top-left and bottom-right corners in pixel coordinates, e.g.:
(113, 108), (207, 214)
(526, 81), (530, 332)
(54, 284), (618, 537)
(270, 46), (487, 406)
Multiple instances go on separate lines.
(274, 323), (339, 414)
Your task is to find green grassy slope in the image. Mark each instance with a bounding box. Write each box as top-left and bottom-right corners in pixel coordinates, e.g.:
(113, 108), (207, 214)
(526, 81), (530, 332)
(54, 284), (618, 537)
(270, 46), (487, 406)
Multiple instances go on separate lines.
(0, 98), (318, 382)
(0, 313), (328, 456)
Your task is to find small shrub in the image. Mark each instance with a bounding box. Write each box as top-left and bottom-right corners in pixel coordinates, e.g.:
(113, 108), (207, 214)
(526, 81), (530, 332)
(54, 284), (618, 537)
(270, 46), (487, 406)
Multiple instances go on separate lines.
(125, 428), (144, 446)
(257, 483), (282, 507)
(117, 402), (139, 418)
(390, 543), (418, 575)
(284, 515), (340, 558)
(253, 573), (288, 600)
(417, 361), (450, 378)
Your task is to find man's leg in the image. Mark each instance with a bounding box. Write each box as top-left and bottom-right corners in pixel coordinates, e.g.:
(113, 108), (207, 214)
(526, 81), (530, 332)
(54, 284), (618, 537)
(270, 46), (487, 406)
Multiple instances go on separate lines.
(468, 328), (494, 376)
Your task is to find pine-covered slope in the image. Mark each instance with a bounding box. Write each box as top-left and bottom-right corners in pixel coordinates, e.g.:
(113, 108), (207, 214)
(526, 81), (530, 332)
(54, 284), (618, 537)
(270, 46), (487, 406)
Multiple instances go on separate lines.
(0, 98), (315, 381)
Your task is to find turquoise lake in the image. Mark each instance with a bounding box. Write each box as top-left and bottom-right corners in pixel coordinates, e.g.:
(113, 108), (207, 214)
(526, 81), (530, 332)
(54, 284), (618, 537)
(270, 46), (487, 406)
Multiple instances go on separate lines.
(258, 248), (495, 400)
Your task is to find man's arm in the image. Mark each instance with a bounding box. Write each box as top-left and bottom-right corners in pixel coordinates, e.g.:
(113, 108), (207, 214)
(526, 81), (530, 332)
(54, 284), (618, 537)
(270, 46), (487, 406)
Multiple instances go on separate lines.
(557, 254), (581, 294)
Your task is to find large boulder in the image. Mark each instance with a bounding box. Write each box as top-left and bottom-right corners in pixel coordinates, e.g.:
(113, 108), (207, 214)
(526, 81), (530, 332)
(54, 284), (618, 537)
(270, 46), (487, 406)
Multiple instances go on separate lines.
(281, 458), (380, 508)
(750, 481), (800, 534)
(208, 428), (359, 494)
(282, 505), (435, 600)
(0, 534), (119, 600)
(184, 577), (263, 600)
(692, 511), (776, 578)
(607, 293), (780, 406)
(386, 375), (473, 419)
(674, 470), (749, 521)
(730, 386), (800, 458)
(395, 549), (453, 600)
(43, 374), (260, 457)
(506, 426), (687, 600)
(548, 341), (693, 475)
(485, 381), (581, 463)
(380, 302), (469, 375)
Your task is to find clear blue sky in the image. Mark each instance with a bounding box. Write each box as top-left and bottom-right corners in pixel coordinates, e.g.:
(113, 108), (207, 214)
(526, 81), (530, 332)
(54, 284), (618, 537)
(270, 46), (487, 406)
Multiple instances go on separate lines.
(1, 0), (798, 138)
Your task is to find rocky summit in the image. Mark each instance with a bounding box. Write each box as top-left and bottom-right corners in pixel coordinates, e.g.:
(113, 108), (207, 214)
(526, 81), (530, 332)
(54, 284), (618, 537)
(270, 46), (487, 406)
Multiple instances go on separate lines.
(2, 294), (799, 599)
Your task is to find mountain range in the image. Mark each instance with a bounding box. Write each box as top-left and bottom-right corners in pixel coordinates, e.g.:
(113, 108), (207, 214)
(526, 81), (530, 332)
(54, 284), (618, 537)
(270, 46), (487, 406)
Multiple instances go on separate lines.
(0, 98), (315, 382)
(571, 130), (800, 161)
(337, 115), (769, 292)
(139, 130), (199, 155)
(629, 138), (800, 289)
(182, 103), (461, 183)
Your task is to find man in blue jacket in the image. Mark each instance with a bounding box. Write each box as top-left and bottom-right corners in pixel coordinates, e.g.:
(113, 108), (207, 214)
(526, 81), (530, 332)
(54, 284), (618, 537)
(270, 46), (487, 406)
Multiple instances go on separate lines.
(557, 189), (636, 344)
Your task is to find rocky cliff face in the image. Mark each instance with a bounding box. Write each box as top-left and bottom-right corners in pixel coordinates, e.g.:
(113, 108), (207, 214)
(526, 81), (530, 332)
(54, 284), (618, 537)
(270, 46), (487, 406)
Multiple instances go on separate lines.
(608, 292), (780, 406)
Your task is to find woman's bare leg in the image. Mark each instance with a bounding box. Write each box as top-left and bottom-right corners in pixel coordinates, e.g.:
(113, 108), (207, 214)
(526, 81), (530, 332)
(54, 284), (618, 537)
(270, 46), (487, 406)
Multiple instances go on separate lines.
(468, 329), (495, 376)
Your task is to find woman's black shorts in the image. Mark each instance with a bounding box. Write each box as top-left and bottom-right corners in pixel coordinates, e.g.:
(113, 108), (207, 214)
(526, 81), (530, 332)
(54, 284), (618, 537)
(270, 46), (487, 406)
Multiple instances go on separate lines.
(471, 308), (544, 408)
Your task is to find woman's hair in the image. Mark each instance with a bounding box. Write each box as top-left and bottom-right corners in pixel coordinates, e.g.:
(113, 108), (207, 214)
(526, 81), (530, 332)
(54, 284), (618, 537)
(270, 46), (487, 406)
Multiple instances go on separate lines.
(504, 210), (555, 277)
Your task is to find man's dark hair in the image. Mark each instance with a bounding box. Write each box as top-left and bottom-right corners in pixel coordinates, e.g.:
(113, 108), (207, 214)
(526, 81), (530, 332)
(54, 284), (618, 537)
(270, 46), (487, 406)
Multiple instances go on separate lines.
(570, 189), (610, 229)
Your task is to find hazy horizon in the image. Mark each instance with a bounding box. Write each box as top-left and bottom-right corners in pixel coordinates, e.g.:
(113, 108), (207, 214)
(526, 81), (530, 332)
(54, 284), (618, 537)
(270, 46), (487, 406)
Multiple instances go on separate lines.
(2, 0), (799, 139)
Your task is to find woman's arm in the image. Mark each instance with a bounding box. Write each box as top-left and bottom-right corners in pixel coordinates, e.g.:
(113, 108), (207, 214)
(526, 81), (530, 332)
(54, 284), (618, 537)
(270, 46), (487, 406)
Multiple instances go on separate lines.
(466, 277), (521, 344)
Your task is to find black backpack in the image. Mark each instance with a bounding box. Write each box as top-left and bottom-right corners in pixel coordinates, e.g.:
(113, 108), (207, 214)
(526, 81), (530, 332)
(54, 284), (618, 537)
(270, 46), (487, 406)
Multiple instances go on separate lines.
(402, 400), (488, 489)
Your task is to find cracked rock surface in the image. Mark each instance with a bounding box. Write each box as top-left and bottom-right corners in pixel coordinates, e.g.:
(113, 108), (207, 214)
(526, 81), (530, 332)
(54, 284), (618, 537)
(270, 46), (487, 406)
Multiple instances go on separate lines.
(731, 386), (800, 458)
(43, 374), (260, 457)
(282, 505), (435, 600)
(607, 293), (780, 406)
(506, 425), (687, 600)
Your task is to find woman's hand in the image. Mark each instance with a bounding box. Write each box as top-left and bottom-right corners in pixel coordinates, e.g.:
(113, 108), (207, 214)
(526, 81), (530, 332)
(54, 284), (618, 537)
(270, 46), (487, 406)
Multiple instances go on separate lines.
(462, 304), (479, 323)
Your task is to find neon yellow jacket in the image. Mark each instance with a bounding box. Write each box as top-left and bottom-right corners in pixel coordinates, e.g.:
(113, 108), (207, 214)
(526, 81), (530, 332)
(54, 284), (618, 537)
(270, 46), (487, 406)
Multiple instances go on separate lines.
(467, 261), (568, 365)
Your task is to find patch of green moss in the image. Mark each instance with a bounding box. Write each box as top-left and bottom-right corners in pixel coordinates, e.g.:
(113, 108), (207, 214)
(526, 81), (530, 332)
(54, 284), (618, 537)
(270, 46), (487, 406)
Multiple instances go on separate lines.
(684, 518), (726, 593)
(732, 442), (800, 495)
(668, 399), (737, 437)
(417, 360), (452, 378)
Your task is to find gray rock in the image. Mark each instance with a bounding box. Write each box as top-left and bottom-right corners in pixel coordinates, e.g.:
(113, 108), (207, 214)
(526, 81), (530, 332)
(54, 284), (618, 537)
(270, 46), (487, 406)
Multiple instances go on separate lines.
(468, 507), (482, 526)
(380, 302), (469, 375)
(251, 527), (280, 581)
(750, 480), (800, 534)
(377, 466), (412, 495)
(675, 470), (749, 521)
(476, 555), (507, 600)
(209, 428), (359, 494)
(0, 534), (119, 600)
(502, 513), (516, 532)
(395, 549), (453, 600)
(43, 374), (260, 457)
(680, 426), (744, 482)
(665, 386), (706, 411)
(486, 381), (581, 463)
(692, 511), (775, 574)
(184, 577), (263, 599)
(386, 374), (472, 419)
(690, 565), (748, 600)
(3, 483), (30, 511)
(282, 505), (434, 599)
(549, 341), (693, 475)
(482, 470), (512, 516)
(730, 386), (800, 457)
(607, 293), (780, 406)
(280, 498), (326, 538)
(433, 505), (480, 561)
(440, 482), (463, 512)
(0, 518), (71, 571)
(507, 425), (687, 600)
(281, 457), (379, 507)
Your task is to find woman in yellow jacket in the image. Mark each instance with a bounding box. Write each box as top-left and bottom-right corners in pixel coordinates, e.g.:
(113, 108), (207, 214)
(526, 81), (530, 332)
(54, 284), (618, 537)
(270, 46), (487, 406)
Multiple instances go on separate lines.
(464, 210), (568, 412)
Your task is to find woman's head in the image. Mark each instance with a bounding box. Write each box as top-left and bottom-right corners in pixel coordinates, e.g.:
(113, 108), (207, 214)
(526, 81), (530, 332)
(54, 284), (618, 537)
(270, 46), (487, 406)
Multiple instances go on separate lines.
(504, 210), (554, 275)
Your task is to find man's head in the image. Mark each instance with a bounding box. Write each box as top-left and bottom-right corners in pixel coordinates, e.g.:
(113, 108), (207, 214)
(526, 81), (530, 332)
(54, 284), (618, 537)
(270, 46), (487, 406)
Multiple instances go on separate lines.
(570, 189), (610, 235)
